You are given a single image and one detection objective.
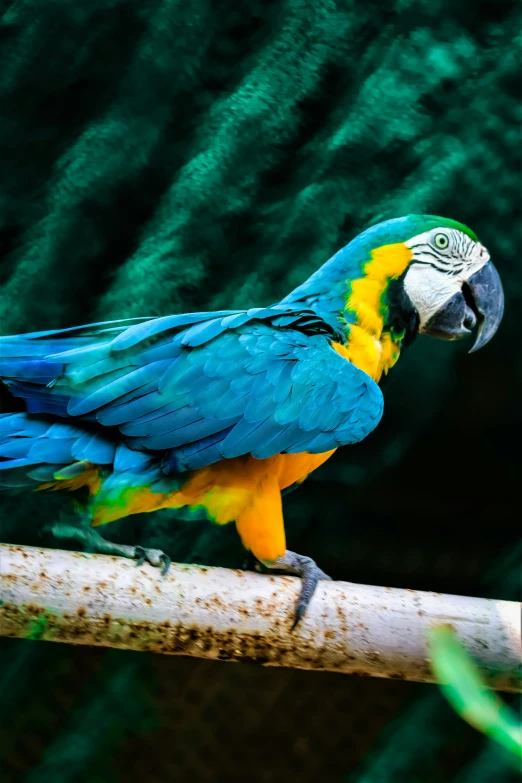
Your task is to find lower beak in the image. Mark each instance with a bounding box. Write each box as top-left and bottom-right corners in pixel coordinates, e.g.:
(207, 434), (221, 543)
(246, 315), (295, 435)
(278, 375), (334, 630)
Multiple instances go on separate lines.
(423, 261), (504, 352)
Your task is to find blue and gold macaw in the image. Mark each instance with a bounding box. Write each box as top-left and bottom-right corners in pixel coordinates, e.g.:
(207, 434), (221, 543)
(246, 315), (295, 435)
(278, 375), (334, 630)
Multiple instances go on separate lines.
(0, 216), (504, 624)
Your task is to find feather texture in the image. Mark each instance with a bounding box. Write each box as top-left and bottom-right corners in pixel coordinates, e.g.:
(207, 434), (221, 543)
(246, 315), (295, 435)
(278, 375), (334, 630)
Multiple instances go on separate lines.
(0, 305), (382, 480)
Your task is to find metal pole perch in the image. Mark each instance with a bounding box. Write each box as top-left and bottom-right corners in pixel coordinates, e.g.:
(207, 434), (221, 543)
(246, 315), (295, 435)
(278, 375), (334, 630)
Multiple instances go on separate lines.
(0, 544), (520, 692)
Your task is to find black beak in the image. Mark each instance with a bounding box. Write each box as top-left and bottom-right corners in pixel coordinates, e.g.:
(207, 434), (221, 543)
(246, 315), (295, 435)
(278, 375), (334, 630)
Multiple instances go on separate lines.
(423, 261), (504, 352)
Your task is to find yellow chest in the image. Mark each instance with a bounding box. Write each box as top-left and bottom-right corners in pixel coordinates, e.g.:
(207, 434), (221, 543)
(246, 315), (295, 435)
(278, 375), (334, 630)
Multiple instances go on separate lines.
(333, 329), (400, 382)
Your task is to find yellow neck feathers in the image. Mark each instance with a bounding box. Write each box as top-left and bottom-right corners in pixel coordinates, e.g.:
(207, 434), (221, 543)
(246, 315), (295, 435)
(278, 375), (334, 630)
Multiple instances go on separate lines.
(340, 242), (413, 381)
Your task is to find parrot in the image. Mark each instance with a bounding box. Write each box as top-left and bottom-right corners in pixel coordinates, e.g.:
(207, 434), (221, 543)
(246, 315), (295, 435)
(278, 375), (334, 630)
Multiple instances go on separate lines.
(0, 215), (504, 626)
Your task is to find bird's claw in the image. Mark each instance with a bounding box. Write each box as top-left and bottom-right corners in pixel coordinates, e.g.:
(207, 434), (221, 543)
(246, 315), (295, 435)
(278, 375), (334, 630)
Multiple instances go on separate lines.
(134, 546), (171, 576)
(292, 560), (332, 631)
(262, 550), (331, 630)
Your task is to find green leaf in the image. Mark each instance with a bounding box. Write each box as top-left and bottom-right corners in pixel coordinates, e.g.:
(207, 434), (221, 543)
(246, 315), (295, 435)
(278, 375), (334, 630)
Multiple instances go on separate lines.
(427, 624), (522, 761)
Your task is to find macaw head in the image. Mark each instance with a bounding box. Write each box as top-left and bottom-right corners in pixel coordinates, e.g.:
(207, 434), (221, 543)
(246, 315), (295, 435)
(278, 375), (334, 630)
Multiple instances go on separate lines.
(399, 216), (504, 352)
(284, 214), (504, 360)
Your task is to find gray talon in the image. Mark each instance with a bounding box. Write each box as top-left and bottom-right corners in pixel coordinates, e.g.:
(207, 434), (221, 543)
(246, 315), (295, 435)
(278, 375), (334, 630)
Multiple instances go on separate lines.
(262, 550), (331, 630)
(134, 546), (171, 574)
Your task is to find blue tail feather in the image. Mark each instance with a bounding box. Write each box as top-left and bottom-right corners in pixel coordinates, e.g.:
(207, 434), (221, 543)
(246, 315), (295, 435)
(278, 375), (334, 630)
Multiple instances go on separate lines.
(0, 413), (116, 490)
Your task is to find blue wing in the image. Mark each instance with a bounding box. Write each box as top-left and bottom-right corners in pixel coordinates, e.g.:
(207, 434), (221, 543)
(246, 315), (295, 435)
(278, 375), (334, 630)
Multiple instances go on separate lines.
(0, 306), (383, 472)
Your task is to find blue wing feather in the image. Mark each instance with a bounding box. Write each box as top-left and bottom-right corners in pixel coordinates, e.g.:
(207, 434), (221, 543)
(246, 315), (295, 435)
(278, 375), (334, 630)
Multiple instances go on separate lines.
(0, 306), (383, 474)
(67, 361), (173, 416)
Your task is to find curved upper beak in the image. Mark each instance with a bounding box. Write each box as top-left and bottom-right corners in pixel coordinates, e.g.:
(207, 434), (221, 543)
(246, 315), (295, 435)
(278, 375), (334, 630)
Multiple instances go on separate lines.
(466, 261), (505, 352)
(423, 261), (504, 352)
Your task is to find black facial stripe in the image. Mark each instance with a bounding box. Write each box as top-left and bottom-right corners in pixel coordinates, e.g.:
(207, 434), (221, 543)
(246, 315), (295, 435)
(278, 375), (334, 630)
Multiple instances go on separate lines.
(409, 257), (465, 276)
(408, 259), (464, 279)
(409, 246), (453, 263)
(445, 266), (465, 276)
(409, 244), (454, 262)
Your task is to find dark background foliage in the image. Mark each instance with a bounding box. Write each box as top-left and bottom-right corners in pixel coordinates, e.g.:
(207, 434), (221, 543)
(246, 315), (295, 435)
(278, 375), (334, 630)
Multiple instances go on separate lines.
(0, 1), (520, 780)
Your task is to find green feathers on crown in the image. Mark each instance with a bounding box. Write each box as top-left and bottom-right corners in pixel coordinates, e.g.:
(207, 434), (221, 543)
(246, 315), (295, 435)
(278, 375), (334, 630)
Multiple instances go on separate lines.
(406, 215), (478, 242)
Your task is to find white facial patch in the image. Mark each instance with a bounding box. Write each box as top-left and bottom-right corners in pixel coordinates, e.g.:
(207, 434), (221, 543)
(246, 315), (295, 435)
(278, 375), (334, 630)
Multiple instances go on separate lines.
(403, 228), (490, 328)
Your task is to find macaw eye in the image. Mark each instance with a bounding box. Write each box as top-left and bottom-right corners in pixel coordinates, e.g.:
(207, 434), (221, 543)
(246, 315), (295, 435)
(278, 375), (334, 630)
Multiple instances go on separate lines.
(434, 233), (449, 249)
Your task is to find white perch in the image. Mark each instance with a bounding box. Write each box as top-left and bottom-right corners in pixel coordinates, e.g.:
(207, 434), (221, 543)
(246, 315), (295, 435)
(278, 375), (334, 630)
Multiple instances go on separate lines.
(0, 544), (520, 692)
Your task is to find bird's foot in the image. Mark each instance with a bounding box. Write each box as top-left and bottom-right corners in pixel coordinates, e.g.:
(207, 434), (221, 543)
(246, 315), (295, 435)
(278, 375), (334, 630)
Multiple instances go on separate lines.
(48, 522), (170, 575)
(134, 546), (171, 575)
(262, 549), (332, 630)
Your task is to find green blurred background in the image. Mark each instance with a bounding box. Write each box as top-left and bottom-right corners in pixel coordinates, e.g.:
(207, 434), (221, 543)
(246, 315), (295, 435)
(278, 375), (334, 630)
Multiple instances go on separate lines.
(0, 1), (520, 780)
